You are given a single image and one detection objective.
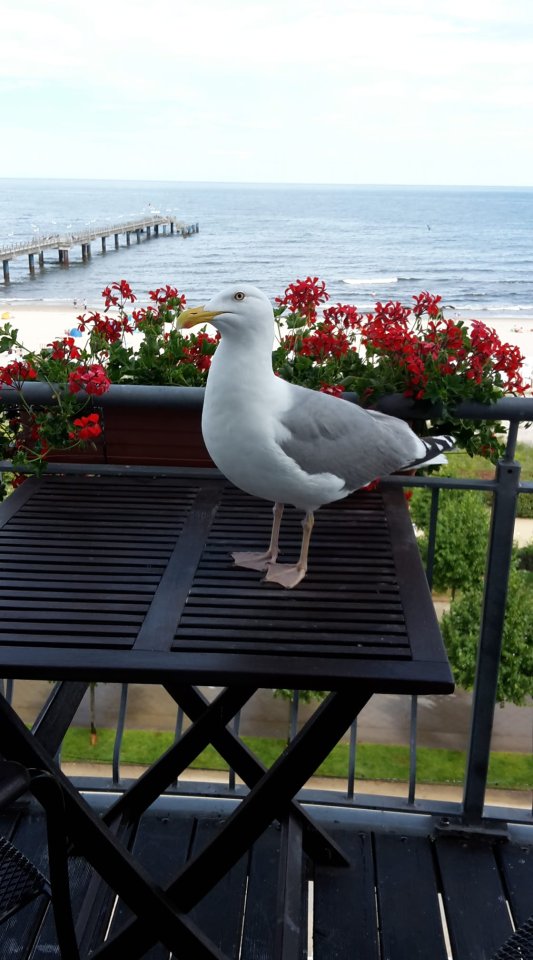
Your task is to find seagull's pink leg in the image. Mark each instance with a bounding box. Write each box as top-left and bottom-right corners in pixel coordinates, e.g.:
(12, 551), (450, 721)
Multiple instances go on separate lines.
(232, 502), (284, 571)
(264, 511), (315, 588)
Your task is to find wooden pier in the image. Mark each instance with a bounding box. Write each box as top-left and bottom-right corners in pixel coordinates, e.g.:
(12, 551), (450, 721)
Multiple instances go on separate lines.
(0, 215), (199, 283)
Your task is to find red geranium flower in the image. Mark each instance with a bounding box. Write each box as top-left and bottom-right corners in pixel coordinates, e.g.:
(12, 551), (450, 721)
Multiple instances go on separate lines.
(69, 412), (102, 441)
(77, 311), (133, 343)
(149, 285), (186, 308)
(0, 360), (38, 386)
(319, 383), (345, 397)
(275, 276), (329, 321)
(68, 364), (111, 396)
(102, 280), (137, 309)
(49, 337), (82, 361)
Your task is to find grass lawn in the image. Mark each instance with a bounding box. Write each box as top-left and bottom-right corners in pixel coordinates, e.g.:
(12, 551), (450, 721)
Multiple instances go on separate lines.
(447, 442), (533, 518)
(61, 728), (533, 792)
(448, 441), (533, 479)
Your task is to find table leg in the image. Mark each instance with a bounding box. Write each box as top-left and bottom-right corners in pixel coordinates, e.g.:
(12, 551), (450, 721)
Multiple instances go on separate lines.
(275, 815), (305, 959)
(32, 680), (89, 755)
(95, 688), (372, 959)
(0, 693), (233, 960)
(165, 682), (350, 867)
(104, 684), (256, 827)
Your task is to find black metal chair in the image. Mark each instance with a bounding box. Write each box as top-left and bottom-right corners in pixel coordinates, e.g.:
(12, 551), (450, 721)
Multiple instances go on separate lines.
(0, 759), (80, 958)
(492, 917), (533, 959)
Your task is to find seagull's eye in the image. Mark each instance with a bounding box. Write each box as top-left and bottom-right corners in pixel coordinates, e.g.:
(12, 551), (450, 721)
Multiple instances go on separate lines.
(234, 291), (245, 301)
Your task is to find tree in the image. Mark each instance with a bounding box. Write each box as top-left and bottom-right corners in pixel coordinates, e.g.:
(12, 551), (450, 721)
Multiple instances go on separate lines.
(89, 682), (98, 746)
(441, 560), (533, 705)
(410, 488), (490, 598)
(274, 689), (328, 743)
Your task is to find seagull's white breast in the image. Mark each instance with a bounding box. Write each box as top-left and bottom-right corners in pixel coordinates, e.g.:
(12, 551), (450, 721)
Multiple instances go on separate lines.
(202, 349), (346, 510)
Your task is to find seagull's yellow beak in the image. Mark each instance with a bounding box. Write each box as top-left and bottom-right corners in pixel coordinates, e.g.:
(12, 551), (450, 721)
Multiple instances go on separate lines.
(178, 305), (219, 329)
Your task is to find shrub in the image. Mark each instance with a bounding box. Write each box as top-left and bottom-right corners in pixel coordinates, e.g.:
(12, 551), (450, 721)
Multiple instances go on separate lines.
(516, 542), (533, 572)
(410, 487), (490, 598)
(441, 561), (533, 705)
(516, 492), (533, 518)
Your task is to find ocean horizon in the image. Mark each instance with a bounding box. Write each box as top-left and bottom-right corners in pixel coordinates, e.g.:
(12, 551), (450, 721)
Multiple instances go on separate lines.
(1, 179), (532, 319)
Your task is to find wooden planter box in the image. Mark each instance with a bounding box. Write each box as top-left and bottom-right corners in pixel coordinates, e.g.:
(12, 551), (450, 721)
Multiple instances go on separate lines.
(102, 404), (212, 467)
(37, 385), (213, 468)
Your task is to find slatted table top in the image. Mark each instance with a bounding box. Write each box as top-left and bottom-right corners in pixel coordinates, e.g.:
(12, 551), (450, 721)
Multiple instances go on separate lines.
(0, 472), (453, 692)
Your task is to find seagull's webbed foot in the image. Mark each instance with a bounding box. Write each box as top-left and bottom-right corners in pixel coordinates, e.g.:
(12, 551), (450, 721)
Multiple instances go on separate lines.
(263, 510), (314, 589)
(232, 550), (275, 572)
(263, 562), (307, 589)
(232, 503), (285, 573)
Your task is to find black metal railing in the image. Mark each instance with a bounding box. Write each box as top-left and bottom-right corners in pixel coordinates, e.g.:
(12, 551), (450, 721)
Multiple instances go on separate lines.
(1, 388), (532, 828)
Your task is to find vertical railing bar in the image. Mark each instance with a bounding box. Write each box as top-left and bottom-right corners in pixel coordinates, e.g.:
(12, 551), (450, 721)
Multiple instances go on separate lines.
(346, 719), (357, 801)
(112, 683), (129, 786)
(425, 488), (440, 589)
(289, 691), (299, 743)
(229, 710), (241, 792)
(407, 696), (418, 804)
(504, 422), (519, 462)
(463, 459), (521, 822)
(171, 704), (185, 789)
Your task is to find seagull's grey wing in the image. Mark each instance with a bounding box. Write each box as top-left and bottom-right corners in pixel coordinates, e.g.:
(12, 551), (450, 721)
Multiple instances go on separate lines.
(277, 386), (424, 490)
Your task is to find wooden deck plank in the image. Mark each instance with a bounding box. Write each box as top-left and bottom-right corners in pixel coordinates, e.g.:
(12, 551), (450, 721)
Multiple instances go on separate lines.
(496, 841), (533, 927)
(33, 852), (95, 959)
(375, 833), (448, 960)
(1, 804), (532, 960)
(313, 828), (379, 960)
(188, 815), (249, 960)
(109, 808), (195, 960)
(239, 824), (282, 960)
(436, 836), (514, 959)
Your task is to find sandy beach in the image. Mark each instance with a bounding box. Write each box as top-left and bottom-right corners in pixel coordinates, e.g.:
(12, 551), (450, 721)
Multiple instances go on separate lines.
(1, 299), (532, 443)
(0, 301), (96, 351)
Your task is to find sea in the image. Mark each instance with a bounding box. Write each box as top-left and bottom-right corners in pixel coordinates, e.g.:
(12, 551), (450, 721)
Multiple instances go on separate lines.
(1, 178), (532, 318)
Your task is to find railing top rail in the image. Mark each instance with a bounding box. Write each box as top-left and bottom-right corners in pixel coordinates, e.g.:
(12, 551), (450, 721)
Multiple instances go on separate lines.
(0, 384), (532, 422)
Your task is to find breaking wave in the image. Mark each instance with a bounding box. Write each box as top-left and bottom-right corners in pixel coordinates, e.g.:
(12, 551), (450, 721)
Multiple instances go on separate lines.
(342, 277), (399, 286)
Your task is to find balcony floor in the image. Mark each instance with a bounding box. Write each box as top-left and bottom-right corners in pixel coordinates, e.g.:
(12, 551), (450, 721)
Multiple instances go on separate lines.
(1, 792), (532, 959)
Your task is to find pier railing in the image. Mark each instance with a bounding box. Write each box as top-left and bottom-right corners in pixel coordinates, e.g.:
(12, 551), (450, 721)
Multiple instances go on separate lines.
(1, 215), (199, 281)
(0, 216), (191, 258)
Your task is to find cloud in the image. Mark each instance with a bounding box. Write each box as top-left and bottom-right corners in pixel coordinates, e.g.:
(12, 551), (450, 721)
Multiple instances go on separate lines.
(1, 0), (532, 184)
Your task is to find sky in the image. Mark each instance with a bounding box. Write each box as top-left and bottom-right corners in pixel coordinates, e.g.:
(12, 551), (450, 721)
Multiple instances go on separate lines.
(1, 0), (533, 186)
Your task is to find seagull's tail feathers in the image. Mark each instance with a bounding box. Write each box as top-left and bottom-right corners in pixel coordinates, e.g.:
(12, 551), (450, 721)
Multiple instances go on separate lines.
(401, 435), (456, 471)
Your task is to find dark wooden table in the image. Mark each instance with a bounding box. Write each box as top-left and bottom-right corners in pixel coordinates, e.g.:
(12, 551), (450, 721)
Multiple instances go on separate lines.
(0, 471), (454, 959)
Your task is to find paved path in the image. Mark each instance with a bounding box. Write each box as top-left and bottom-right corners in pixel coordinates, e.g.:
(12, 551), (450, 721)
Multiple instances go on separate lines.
(10, 680), (533, 753)
(61, 762), (532, 810)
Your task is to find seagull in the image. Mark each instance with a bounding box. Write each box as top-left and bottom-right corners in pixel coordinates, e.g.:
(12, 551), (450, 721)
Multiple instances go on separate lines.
(178, 284), (454, 588)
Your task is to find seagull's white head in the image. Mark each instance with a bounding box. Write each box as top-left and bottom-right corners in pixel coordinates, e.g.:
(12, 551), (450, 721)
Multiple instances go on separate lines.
(178, 283), (273, 338)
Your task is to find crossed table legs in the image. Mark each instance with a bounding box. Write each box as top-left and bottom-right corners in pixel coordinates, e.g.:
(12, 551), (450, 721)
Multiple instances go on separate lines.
(0, 682), (372, 959)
